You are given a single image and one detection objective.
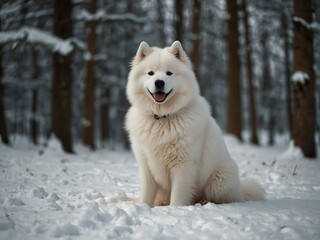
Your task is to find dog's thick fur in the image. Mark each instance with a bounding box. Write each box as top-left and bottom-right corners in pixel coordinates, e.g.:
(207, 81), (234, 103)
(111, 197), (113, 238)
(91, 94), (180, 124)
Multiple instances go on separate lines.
(125, 41), (264, 207)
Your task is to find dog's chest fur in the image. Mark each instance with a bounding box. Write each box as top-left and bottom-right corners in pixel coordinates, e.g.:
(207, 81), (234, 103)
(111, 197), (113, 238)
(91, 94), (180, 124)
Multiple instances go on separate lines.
(129, 109), (203, 190)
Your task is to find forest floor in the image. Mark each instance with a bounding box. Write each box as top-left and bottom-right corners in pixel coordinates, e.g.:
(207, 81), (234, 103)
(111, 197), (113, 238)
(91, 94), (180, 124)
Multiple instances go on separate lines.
(0, 136), (319, 240)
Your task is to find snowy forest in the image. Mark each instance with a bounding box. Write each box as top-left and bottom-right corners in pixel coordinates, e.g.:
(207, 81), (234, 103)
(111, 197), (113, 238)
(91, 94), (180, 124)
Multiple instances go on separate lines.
(0, 0), (319, 157)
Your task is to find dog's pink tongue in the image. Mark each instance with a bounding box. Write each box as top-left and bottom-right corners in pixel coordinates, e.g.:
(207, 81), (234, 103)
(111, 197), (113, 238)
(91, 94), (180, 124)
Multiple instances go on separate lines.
(153, 92), (166, 102)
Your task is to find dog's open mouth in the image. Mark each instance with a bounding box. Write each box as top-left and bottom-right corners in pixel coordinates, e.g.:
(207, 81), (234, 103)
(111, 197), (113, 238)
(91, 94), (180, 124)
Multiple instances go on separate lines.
(148, 90), (172, 103)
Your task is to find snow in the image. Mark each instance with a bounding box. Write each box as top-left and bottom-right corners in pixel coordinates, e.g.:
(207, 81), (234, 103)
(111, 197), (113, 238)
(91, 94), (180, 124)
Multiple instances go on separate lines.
(293, 16), (320, 31)
(77, 10), (146, 23)
(0, 137), (320, 240)
(291, 71), (310, 84)
(28, 187), (49, 199)
(0, 27), (85, 55)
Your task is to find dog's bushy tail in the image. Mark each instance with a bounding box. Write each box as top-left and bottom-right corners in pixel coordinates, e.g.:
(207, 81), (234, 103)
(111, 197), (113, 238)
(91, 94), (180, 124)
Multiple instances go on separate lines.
(240, 179), (265, 201)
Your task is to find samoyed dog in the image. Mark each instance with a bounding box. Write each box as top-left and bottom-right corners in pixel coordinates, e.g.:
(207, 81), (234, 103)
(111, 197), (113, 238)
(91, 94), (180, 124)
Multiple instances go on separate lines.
(125, 41), (264, 207)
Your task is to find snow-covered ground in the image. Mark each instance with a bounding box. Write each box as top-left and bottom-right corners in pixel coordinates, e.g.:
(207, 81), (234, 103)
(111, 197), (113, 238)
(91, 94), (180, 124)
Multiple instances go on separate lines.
(0, 136), (319, 240)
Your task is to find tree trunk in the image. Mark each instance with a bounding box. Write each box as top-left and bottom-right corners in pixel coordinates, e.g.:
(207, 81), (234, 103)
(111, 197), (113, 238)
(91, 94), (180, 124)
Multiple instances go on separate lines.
(100, 87), (109, 145)
(292, 0), (316, 158)
(241, 0), (258, 144)
(30, 49), (39, 145)
(14, 0), (28, 137)
(175, 0), (183, 43)
(0, 63), (9, 145)
(190, 0), (202, 92)
(268, 108), (275, 146)
(281, 2), (292, 138)
(226, 0), (242, 140)
(83, 0), (97, 150)
(30, 7), (46, 145)
(120, 1), (134, 150)
(0, 50), (10, 145)
(51, 0), (74, 153)
(156, 0), (167, 46)
(120, 89), (130, 150)
(260, 25), (274, 145)
(0, 6), (10, 145)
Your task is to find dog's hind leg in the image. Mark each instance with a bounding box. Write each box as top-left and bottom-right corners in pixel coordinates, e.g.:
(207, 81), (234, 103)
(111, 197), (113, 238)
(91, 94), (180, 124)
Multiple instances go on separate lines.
(204, 165), (244, 204)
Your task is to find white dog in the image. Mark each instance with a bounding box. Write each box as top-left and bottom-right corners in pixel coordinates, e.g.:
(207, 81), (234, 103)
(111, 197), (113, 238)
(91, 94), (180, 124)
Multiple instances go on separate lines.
(125, 41), (264, 207)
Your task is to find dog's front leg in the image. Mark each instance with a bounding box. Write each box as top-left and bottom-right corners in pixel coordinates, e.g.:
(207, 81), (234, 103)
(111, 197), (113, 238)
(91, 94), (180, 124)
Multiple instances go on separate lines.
(139, 163), (157, 207)
(132, 144), (157, 206)
(170, 162), (197, 206)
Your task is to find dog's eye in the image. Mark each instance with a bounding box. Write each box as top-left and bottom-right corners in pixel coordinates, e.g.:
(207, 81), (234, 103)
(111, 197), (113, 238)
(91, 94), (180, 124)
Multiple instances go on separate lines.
(148, 71), (154, 76)
(166, 71), (173, 76)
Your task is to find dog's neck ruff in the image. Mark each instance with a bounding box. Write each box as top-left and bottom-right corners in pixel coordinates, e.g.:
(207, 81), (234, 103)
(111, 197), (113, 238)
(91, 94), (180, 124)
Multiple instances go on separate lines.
(153, 114), (169, 120)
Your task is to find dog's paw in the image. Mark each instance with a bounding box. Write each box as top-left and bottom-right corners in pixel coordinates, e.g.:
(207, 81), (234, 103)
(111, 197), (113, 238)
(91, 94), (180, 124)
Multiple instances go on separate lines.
(105, 191), (137, 204)
(198, 199), (210, 205)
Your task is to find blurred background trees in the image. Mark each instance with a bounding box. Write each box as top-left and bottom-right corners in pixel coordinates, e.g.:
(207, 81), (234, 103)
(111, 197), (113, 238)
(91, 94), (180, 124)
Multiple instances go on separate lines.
(0, 0), (319, 158)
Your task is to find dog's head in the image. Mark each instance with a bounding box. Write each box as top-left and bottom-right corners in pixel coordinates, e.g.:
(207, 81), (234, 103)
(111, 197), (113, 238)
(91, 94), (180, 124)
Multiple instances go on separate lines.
(126, 41), (200, 115)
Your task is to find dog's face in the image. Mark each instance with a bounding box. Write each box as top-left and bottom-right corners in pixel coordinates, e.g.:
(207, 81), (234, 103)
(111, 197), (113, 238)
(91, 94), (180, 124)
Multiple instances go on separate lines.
(127, 41), (200, 115)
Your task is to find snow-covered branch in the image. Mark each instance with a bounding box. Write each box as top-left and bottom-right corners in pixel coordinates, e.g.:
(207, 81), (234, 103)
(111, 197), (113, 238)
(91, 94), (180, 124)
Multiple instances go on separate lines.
(25, 9), (53, 20)
(76, 9), (147, 23)
(293, 17), (320, 31)
(0, 27), (86, 55)
(0, 4), (20, 17)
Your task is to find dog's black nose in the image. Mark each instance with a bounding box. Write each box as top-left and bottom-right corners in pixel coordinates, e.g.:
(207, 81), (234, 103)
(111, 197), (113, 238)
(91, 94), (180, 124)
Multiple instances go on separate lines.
(155, 80), (165, 88)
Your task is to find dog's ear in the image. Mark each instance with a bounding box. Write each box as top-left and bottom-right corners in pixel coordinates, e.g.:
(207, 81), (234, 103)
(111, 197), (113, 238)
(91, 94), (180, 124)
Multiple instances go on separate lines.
(168, 41), (191, 67)
(132, 41), (153, 65)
